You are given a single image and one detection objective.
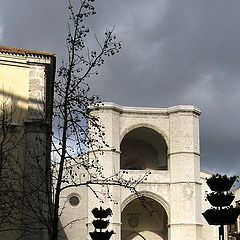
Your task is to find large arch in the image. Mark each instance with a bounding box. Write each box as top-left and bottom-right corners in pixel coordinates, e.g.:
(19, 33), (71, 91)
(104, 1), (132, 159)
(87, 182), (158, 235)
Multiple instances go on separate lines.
(121, 191), (170, 217)
(120, 123), (169, 146)
(121, 195), (168, 240)
(125, 231), (165, 240)
(120, 127), (168, 170)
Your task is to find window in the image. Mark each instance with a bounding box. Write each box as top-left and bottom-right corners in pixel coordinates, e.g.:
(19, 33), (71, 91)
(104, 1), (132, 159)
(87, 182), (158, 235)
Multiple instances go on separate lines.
(69, 195), (80, 207)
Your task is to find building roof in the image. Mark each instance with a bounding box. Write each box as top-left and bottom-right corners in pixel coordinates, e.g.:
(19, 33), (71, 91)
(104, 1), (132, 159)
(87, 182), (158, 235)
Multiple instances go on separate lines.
(0, 45), (55, 57)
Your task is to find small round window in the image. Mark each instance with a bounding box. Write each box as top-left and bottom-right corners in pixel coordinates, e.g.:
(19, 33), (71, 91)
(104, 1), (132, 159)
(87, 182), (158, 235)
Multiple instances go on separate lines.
(69, 195), (80, 207)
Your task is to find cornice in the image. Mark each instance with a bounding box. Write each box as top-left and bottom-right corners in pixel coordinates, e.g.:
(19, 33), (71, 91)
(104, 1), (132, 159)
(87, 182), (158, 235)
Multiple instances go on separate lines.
(0, 45), (55, 65)
(91, 102), (201, 116)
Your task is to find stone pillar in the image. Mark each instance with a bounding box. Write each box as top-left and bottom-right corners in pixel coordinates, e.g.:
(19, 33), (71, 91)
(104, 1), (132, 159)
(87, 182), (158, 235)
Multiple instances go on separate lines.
(88, 103), (122, 240)
(28, 64), (46, 119)
(23, 64), (51, 240)
(23, 121), (49, 240)
(168, 106), (202, 240)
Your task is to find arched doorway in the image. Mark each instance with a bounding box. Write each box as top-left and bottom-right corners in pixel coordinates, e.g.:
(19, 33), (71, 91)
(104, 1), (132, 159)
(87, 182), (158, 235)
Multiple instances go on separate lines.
(121, 197), (168, 240)
(125, 231), (165, 240)
(120, 127), (168, 170)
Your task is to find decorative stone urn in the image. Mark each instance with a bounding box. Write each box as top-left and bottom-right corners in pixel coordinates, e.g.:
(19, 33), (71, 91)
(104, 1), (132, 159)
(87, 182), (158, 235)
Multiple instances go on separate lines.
(206, 174), (238, 192)
(202, 174), (240, 240)
(206, 192), (235, 207)
(90, 207), (114, 240)
(203, 206), (240, 225)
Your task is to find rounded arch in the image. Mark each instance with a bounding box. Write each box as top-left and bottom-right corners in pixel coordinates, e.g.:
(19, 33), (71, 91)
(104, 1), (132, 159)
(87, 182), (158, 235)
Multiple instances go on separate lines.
(120, 126), (168, 170)
(125, 231), (164, 240)
(121, 191), (170, 217)
(120, 123), (169, 146)
(121, 193), (169, 240)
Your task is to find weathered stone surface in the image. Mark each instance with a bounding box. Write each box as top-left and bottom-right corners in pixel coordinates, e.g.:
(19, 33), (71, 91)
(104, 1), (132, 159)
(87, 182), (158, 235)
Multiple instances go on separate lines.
(60, 102), (220, 240)
(0, 47), (55, 240)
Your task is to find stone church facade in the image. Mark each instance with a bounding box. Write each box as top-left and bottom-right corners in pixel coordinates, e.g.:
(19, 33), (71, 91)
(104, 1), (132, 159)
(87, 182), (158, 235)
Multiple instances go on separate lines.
(0, 46), (55, 240)
(2, 46), (238, 240)
(60, 102), (220, 240)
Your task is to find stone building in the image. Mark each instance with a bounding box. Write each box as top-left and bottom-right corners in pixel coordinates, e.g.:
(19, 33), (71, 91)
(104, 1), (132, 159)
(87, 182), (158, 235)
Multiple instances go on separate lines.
(0, 46), (55, 239)
(60, 102), (221, 240)
(228, 187), (240, 239)
(1, 45), (238, 240)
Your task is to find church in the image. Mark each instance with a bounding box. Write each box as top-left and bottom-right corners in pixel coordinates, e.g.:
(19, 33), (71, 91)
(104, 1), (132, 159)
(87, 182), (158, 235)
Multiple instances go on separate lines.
(60, 102), (220, 240)
(0, 45), (55, 240)
(0, 45), (239, 240)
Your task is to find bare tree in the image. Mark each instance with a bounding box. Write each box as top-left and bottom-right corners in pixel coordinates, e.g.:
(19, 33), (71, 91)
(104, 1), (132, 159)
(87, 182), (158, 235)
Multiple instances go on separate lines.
(49, 0), (149, 239)
(0, 1), (149, 239)
(0, 93), (27, 239)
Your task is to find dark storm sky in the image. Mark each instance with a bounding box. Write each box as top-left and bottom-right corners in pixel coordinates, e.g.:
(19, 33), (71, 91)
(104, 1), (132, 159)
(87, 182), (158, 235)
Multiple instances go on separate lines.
(1, 0), (239, 178)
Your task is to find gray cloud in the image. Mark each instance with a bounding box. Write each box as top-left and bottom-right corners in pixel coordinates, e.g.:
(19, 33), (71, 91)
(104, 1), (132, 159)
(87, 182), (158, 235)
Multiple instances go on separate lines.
(1, 0), (239, 177)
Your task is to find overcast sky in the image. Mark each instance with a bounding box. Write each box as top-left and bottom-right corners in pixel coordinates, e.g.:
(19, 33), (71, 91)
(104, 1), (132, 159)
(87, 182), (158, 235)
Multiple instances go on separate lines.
(1, 0), (239, 179)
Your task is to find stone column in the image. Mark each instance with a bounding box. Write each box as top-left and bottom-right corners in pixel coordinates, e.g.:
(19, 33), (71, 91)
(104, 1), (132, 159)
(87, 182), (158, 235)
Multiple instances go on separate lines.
(23, 121), (49, 240)
(168, 106), (202, 240)
(87, 103), (122, 240)
(23, 64), (50, 240)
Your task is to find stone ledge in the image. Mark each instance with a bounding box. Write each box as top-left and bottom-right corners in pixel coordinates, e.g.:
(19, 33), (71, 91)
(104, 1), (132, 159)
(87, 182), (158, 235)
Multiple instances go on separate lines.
(169, 151), (200, 156)
(91, 102), (201, 116)
(168, 223), (203, 226)
(170, 181), (202, 185)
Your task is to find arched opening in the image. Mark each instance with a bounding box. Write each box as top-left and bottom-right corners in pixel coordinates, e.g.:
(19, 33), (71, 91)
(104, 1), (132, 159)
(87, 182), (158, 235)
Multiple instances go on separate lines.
(121, 197), (168, 240)
(120, 127), (168, 170)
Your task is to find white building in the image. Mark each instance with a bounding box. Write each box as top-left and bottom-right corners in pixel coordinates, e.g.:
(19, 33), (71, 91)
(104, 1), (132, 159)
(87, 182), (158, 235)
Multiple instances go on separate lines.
(59, 102), (226, 240)
(229, 187), (240, 239)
